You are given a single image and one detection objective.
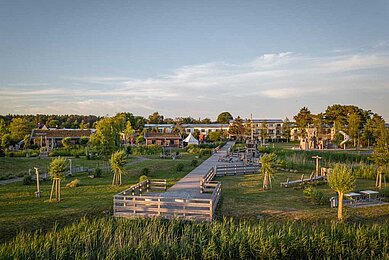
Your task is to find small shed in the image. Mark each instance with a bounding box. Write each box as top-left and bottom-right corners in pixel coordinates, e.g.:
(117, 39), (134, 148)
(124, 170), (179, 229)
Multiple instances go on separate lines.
(183, 132), (199, 145)
(144, 132), (182, 147)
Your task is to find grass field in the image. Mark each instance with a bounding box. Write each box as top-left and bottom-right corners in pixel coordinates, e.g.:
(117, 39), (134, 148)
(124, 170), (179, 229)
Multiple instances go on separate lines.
(0, 153), (205, 243)
(0, 157), (110, 180)
(217, 172), (389, 223)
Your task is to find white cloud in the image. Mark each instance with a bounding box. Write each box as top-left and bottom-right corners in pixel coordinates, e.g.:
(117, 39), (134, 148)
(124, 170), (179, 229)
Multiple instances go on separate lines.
(1, 48), (389, 119)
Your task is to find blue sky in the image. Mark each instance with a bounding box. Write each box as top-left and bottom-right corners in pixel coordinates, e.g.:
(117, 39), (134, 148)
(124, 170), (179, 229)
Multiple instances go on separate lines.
(1, 0), (389, 120)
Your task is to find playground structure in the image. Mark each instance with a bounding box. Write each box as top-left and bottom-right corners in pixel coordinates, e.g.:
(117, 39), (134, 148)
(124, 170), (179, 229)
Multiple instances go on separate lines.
(299, 127), (351, 150)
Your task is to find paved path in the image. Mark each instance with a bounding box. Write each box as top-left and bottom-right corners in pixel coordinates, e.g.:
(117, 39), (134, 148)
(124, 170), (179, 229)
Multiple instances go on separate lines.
(164, 141), (236, 199)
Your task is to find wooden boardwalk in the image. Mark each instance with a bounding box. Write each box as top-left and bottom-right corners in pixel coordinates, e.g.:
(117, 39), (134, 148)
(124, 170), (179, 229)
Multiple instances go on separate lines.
(165, 141), (236, 199)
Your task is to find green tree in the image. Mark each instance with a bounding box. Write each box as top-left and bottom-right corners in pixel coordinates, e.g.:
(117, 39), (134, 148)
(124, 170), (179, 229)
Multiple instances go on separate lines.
(49, 157), (67, 202)
(0, 118), (8, 138)
(62, 137), (72, 148)
(362, 118), (375, 148)
(124, 121), (134, 144)
(1, 134), (11, 149)
(259, 153), (277, 190)
(10, 118), (34, 142)
(347, 112), (362, 147)
(293, 107), (313, 138)
(260, 122), (268, 145)
(282, 117), (291, 142)
(23, 134), (30, 150)
(148, 112), (164, 124)
(110, 150), (127, 185)
(370, 124), (389, 189)
(207, 131), (222, 142)
(79, 120), (89, 129)
(327, 164), (355, 221)
(216, 112), (233, 124)
(47, 119), (59, 128)
(90, 117), (122, 161)
(228, 117), (245, 141)
(136, 135), (145, 145)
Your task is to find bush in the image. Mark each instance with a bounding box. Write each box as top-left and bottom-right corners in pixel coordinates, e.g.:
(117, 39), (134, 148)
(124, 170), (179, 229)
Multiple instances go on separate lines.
(49, 147), (85, 157)
(66, 179), (80, 188)
(141, 168), (150, 175)
(94, 168), (102, 178)
(191, 159), (198, 167)
(304, 186), (327, 205)
(130, 145), (163, 155)
(6, 151), (28, 157)
(22, 175), (33, 185)
(139, 175), (148, 183)
(176, 163), (184, 172)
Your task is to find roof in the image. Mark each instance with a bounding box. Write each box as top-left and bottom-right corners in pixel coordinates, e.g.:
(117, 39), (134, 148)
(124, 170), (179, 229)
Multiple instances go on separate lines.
(144, 132), (182, 139)
(31, 129), (94, 139)
(181, 124), (229, 128)
(144, 124), (175, 128)
(237, 119), (284, 123)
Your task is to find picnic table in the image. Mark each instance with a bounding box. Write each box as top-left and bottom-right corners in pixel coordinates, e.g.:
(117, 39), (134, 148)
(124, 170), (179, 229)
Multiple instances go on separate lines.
(344, 192), (363, 207)
(359, 190), (380, 201)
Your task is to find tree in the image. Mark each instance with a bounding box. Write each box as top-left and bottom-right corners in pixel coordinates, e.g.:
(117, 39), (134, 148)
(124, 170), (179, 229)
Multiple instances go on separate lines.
(293, 107), (313, 138)
(124, 121), (134, 144)
(259, 153), (277, 190)
(0, 118), (7, 138)
(49, 157), (67, 202)
(207, 131), (222, 142)
(47, 119), (59, 128)
(282, 118), (291, 142)
(260, 122), (268, 145)
(10, 118), (34, 142)
(79, 120), (89, 129)
(201, 118), (212, 124)
(62, 137), (72, 148)
(347, 112), (362, 147)
(228, 117), (245, 140)
(23, 134), (30, 150)
(217, 112), (233, 124)
(1, 134), (11, 150)
(90, 117), (122, 161)
(136, 135), (145, 145)
(148, 112), (164, 124)
(327, 164), (355, 221)
(370, 124), (389, 189)
(110, 150), (127, 185)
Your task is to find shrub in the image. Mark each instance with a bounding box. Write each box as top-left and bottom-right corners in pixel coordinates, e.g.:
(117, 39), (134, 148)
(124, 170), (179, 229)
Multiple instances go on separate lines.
(94, 168), (102, 178)
(22, 175), (33, 185)
(304, 186), (327, 205)
(191, 159), (198, 167)
(6, 151), (28, 157)
(141, 168), (150, 175)
(176, 163), (184, 172)
(130, 145), (163, 155)
(66, 179), (80, 188)
(139, 175), (148, 183)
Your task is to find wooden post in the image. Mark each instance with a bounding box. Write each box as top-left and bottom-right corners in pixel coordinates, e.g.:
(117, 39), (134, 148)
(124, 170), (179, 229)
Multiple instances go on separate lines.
(158, 197), (161, 215)
(133, 197), (136, 214)
(210, 200), (213, 221)
(34, 167), (41, 198)
(312, 156), (322, 177)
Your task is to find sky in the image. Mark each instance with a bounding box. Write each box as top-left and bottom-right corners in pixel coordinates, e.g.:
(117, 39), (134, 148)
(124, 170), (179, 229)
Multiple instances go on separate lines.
(1, 0), (389, 121)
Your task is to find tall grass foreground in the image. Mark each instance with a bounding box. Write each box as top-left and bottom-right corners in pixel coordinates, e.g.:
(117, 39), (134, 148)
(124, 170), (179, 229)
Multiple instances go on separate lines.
(1, 217), (388, 259)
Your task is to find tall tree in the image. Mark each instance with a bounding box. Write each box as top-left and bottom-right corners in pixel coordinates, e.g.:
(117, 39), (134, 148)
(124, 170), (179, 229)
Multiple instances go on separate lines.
(124, 121), (135, 145)
(282, 117), (291, 142)
(49, 157), (67, 202)
(79, 120), (89, 129)
(327, 164), (355, 221)
(293, 107), (313, 138)
(217, 112), (233, 124)
(259, 153), (277, 190)
(370, 123), (389, 189)
(148, 112), (164, 124)
(347, 112), (362, 147)
(10, 118), (34, 142)
(228, 117), (245, 141)
(110, 150), (127, 185)
(260, 122), (269, 145)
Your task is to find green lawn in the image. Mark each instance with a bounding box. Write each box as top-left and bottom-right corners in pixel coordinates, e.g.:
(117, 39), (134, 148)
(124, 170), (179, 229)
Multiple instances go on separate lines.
(216, 172), (389, 223)
(0, 153), (205, 243)
(0, 157), (109, 179)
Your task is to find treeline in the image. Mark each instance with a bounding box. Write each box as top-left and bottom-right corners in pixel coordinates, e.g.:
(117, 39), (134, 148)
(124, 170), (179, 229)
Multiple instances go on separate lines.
(293, 104), (386, 147)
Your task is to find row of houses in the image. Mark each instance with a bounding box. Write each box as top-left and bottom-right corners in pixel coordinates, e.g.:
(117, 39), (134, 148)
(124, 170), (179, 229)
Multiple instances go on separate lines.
(29, 119), (287, 149)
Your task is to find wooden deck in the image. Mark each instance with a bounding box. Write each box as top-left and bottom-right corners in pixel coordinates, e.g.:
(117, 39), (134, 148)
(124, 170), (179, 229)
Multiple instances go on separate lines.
(114, 141), (235, 221)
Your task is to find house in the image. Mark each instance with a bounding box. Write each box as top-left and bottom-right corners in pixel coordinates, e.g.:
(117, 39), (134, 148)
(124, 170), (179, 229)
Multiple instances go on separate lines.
(182, 124), (229, 141)
(30, 127), (95, 149)
(144, 132), (182, 147)
(240, 119), (285, 140)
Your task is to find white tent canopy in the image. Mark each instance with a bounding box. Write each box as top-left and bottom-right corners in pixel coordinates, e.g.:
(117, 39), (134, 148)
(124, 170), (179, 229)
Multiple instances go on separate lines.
(183, 132), (199, 145)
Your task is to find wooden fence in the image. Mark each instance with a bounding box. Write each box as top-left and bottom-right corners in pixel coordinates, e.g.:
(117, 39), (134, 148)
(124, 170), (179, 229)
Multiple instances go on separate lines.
(215, 164), (260, 177)
(114, 180), (221, 221)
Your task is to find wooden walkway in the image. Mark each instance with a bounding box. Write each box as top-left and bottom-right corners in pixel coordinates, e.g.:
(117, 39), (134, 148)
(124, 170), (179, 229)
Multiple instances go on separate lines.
(164, 141), (236, 199)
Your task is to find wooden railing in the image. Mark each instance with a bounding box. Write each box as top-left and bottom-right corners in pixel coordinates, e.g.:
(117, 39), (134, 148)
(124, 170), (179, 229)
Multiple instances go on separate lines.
(200, 167), (217, 193)
(215, 164), (260, 177)
(115, 179), (167, 197)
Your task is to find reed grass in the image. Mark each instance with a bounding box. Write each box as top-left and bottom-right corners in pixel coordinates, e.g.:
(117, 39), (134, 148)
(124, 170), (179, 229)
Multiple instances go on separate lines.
(1, 217), (387, 259)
